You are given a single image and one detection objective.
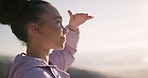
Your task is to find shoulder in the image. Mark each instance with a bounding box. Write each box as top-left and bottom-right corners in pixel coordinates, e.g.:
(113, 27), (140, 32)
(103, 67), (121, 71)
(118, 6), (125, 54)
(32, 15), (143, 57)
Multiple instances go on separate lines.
(22, 67), (53, 78)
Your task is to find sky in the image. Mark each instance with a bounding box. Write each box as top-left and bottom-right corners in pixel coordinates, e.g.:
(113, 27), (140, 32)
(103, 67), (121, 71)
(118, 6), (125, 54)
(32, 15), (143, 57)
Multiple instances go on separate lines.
(0, 0), (148, 56)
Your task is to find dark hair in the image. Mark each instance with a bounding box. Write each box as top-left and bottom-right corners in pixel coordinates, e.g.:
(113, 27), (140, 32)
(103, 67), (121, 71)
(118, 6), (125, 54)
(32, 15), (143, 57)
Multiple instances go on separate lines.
(0, 0), (50, 43)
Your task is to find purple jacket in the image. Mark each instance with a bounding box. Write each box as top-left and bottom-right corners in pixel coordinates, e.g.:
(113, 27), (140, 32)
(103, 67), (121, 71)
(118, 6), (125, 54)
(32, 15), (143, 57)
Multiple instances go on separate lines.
(8, 26), (79, 78)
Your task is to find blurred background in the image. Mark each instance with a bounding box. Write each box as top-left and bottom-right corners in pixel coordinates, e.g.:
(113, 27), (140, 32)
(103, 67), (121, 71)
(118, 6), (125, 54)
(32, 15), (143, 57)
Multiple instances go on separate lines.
(0, 0), (148, 78)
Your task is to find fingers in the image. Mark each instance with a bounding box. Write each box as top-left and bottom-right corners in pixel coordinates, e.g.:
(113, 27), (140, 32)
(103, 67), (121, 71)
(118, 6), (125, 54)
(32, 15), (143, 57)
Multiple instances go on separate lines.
(86, 15), (94, 20)
(68, 10), (73, 20)
(75, 13), (94, 18)
(68, 10), (94, 23)
(75, 13), (88, 16)
(68, 10), (94, 19)
(76, 13), (94, 20)
(68, 10), (73, 15)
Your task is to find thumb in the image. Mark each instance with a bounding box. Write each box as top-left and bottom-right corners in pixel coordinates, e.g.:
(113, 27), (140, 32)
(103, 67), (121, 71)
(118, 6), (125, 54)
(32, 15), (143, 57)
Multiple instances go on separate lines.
(68, 10), (73, 20)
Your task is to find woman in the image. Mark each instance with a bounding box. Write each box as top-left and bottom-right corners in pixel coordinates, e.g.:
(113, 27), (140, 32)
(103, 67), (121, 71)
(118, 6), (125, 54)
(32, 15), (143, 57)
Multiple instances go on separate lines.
(0, 0), (93, 78)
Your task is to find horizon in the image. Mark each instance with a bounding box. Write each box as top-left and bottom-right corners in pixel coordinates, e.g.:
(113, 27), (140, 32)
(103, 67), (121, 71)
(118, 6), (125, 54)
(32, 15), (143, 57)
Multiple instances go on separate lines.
(0, 0), (148, 56)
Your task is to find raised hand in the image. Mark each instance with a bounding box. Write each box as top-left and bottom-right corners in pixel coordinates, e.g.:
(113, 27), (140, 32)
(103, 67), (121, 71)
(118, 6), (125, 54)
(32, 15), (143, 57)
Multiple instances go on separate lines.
(68, 10), (94, 31)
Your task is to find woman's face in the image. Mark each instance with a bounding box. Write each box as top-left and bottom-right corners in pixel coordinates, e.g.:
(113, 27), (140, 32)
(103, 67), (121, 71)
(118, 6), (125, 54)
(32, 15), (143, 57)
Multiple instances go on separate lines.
(37, 5), (67, 50)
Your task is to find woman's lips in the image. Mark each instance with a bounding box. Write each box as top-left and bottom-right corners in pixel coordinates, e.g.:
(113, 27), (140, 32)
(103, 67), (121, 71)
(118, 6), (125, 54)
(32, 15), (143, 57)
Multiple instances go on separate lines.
(60, 36), (66, 41)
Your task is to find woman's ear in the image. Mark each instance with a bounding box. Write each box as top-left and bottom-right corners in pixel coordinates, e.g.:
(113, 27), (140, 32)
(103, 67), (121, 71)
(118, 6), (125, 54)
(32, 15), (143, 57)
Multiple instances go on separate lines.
(28, 23), (40, 37)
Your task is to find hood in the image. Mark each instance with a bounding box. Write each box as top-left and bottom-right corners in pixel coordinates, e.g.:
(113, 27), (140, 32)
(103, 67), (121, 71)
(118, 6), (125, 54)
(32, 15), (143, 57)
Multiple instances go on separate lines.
(8, 53), (53, 78)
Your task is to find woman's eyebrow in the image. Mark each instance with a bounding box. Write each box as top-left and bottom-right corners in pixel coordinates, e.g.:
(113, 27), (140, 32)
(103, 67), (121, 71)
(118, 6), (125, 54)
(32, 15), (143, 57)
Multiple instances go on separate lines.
(54, 16), (62, 20)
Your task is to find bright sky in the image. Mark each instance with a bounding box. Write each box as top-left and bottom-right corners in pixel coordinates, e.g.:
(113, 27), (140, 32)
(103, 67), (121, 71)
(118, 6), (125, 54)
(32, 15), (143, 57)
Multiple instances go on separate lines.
(0, 0), (148, 56)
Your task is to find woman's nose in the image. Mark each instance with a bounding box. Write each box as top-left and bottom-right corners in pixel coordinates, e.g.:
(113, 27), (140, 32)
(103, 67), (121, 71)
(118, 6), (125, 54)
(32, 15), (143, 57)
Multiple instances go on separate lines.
(61, 24), (68, 35)
(63, 27), (68, 35)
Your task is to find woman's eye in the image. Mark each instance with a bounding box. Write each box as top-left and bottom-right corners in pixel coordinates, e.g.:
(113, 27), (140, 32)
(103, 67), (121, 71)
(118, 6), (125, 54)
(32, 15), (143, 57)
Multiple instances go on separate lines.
(56, 21), (62, 25)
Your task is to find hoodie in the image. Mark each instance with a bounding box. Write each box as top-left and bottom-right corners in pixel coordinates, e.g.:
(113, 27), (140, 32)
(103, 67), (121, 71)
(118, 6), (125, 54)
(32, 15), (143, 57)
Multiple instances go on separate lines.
(8, 26), (79, 78)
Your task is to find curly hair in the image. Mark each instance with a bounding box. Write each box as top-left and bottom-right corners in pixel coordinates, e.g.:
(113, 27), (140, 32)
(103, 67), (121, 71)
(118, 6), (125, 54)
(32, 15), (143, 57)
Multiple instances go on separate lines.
(0, 0), (50, 43)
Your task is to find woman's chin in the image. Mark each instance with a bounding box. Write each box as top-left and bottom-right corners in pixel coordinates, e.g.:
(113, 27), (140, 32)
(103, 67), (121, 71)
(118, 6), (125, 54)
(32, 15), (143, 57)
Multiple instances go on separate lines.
(54, 44), (65, 50)
(52, 41), (66, 50)
(54, 47), (64, 50)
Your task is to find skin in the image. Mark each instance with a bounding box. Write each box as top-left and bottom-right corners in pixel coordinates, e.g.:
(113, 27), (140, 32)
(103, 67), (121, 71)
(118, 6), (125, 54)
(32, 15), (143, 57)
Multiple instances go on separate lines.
(26, 4), (94, 63)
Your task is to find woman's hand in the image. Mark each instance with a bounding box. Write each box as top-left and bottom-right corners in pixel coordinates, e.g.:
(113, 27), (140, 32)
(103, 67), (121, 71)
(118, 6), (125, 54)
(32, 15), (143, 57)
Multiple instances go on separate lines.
(68, 10), (94, 31)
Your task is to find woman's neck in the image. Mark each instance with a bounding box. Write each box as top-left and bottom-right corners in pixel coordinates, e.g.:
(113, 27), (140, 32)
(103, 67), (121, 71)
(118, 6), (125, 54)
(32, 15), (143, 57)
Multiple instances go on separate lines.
(26, 44), (50, 63)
